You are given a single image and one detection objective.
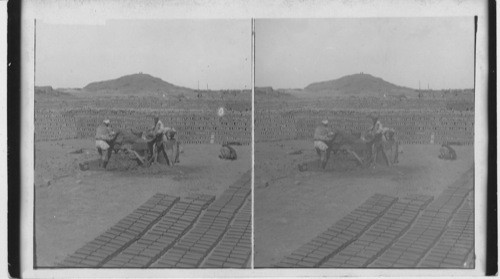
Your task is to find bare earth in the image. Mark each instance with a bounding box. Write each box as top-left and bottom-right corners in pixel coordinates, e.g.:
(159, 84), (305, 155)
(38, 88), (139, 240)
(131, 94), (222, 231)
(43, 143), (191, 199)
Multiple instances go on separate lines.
(34, 139), (250, 267)
(254, 140), (473, 267)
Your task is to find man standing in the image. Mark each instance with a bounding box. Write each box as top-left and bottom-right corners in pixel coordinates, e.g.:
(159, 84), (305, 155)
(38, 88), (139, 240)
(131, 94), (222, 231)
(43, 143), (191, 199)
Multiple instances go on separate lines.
(95, 119), (116, 169)
(314, 119), (335, 169)
(149, 116), (172, 164)
(367, 115), (394, 166)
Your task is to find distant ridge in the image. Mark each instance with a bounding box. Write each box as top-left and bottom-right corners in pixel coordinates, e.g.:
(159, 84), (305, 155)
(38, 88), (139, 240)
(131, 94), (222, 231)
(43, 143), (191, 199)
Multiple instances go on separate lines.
(83, 73), (194, 96)
(35, 86), (75, 98)
(304, 73), (418, 98)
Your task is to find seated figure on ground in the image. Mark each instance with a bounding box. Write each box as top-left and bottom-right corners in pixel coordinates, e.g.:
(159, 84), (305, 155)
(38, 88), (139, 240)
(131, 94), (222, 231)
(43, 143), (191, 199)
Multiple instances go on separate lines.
(439, 143), (457, 160)
(219, 143), (237, 160)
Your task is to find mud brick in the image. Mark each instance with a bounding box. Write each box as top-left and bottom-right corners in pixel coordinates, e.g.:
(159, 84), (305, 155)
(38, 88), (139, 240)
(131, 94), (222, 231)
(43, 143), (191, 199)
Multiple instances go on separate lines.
(161, 252), (184, 261)
(179, 257), (201, 266)
(424, 253), (445, 262)
(98, 245), (117, 254)
(128, 259), (149, 267)
(226, 256), (246, 266)
(80, 243), (100, 252)
(287, 254), (305, 261)
(221, 261), (242, 268)
(321, 261), (341, 268)
(114, 235), (132, 244)
(308, 250), (330, 260)
(212, 249), (231, 257)
(301, 254), (322, 264)
(399, 251), (421, 262)
(74, 248), (94, 256)
(126, 226), (143, 235)
(190, 245), (209, 254)
(295, 260), (316, 268)
(405, 246), (424, 255)
(174, 261), (196, 268)
(86, 254), (105, 262)
(396, 258), (417, 267)
(139, 249), (159, 259)
(230, 251), (250, 261)
(378, 253), (399, 263)
(80, 258), (100, 266)
(95, 234), (114, 242)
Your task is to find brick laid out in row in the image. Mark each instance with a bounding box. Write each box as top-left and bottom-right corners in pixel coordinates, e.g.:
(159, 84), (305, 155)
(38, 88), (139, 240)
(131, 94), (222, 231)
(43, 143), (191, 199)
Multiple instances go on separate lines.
(59, 193), (179, 268)
(274, 194), (397, 268)
(419, 192), (474, 268)
(152, 175), (251, 268)
(370, 174), (473, 268)
(321, 194), (433, 268)
(102, 195), (215, 268)
(202, 199), (252, 268)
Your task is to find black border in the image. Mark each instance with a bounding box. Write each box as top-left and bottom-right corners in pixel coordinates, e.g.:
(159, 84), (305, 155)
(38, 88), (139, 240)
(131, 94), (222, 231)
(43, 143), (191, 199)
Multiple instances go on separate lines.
(7, 0), (22, 277)
(485, 0), (497, 276)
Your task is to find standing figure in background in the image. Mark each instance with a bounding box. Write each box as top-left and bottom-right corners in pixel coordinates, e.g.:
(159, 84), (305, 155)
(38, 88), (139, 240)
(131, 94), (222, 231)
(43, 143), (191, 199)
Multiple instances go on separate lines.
(314, 119), (336, 169)
(366, 115), (391, 166)
(148, 116), (167, 163)
(95, 119), (116, 169)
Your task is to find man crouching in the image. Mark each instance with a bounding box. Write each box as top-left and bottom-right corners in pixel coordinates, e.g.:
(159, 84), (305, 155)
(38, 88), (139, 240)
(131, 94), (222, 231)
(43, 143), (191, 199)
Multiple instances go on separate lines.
(95, 119), (116, 169)
(314, 119), (336, 169)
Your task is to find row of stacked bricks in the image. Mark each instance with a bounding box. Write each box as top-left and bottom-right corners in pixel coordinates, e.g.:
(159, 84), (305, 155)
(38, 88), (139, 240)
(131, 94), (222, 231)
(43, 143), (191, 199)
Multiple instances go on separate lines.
(370, 169), (474, 268)
(274, 194), (397, 268)
(102, 195), (215, 268)
(152, 171), (251, 268)
(320, 194), (433, 268)
(58, 194), (179, 268)
(202, 199), (252, 268)
(35, 107), (251, 144)
(254, 109), (473, 145)
(418, 192), (474, 268)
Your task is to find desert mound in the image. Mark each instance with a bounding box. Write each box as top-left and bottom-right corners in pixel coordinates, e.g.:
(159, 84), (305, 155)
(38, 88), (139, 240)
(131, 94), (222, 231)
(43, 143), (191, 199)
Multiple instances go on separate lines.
(302, 73), (418, 98)
(83, 73), (195, 97)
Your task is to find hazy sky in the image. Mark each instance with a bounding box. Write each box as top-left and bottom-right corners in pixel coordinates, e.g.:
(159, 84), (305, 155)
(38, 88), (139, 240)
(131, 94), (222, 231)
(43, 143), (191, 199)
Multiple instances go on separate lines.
(36, 19), (251, 89)
(256, 18), (475, 90)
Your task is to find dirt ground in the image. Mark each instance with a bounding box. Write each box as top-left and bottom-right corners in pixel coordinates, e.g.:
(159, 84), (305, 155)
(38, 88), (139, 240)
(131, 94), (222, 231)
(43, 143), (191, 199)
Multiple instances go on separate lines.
(34, 139), (250, 267)
(254, 140), (474, 267)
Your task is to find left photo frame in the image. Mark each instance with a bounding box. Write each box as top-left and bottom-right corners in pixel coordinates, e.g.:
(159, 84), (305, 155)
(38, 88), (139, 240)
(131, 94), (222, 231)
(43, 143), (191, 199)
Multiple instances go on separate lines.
(33, 19), (252, 269)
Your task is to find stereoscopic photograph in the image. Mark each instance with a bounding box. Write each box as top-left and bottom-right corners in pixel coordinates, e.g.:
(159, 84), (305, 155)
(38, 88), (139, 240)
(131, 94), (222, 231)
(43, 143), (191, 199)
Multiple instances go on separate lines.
(254, 18), (475, 268)
(34, 19), (251, 268)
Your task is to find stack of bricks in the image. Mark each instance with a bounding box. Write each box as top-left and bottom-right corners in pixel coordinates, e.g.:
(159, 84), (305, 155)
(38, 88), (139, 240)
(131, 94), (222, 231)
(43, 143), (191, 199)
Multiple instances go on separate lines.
(254, 103), (473, 145)
(153, 171), (251, 268)
(102, 195), (215, 268)
(320, 195), (433, 268)
(274, 194), (397, 268)
(35, 107), (251, 145)
(58, 171), (252, 269)
(274, 167), (474, 268)
(202, 200), (252, 268)
(58, 194), (179, 268)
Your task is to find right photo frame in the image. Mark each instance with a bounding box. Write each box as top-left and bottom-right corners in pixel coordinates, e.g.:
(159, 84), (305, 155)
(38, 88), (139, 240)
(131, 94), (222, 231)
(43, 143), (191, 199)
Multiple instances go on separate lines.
(254, 18), (475, 269)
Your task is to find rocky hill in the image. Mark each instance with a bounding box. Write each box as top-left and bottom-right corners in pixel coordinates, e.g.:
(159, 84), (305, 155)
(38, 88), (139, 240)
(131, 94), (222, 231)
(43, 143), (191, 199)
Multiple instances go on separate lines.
(303, 73), (419, 98)
(83, 73), (195, 97)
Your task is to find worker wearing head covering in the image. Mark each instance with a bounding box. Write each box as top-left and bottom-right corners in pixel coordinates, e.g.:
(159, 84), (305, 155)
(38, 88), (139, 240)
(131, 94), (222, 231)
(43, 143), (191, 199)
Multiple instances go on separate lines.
(95, 119), (116, 168)
(314, 119), (336, 169)
(153, 116), (166, 136)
